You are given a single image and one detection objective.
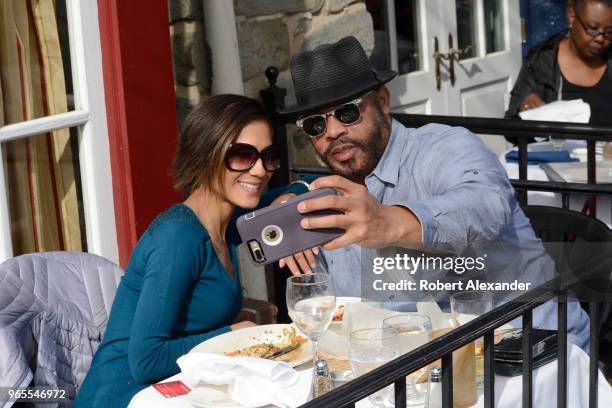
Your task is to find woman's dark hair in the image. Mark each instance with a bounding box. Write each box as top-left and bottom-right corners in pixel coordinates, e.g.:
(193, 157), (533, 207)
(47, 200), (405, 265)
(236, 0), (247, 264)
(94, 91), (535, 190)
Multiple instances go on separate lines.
(172, 94), (271, 195)
(573, 0), (612, 11)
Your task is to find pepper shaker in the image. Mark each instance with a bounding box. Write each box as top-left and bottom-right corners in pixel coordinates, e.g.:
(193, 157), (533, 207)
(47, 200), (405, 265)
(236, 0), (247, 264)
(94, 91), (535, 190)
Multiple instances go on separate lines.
(428, 366), (442, 408)
(312, 359), (333, 398)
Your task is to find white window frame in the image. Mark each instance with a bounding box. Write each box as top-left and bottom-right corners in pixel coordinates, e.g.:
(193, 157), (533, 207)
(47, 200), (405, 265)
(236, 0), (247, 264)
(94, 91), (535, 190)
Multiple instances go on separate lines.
(0, 0), (118, 264)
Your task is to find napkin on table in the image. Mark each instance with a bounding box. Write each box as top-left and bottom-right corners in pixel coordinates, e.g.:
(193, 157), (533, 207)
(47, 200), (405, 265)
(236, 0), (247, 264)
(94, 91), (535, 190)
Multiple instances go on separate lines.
(518, 99), (591, 123)
(177, 353), (311, 408)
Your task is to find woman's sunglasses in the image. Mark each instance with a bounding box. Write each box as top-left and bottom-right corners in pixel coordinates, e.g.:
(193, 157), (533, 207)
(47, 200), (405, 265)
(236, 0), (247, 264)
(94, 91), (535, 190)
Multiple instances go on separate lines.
(224, 143), (282, 172)
(296, 97), (364, 137)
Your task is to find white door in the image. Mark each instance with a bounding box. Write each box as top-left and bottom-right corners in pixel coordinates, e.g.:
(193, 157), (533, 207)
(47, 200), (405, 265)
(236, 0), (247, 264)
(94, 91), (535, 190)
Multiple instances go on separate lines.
(445, 0), (522, 153)
(369, 0), (522, 154)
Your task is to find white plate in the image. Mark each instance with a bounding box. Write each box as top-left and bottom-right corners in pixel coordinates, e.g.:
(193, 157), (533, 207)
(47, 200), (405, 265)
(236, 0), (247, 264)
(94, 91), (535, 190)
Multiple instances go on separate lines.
(189, 324), (312, 368)
(188, 386), (269, 408)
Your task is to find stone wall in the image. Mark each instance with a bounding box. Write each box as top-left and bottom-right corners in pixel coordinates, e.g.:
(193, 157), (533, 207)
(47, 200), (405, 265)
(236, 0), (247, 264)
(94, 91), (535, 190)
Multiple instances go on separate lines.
(168, 0), (374, 159)
(235, 0), (374, 168)
(168, 0), (210, 128)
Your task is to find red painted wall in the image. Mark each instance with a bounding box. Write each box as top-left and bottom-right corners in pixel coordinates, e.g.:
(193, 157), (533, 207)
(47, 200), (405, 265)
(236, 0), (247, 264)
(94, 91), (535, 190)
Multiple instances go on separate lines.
(97, 0), (182, 267)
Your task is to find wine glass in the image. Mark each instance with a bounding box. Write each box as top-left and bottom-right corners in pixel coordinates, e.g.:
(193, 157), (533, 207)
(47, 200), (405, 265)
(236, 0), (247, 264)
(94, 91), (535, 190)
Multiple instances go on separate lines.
(349, 327), (400, 407)
(383, 314), (432, 406)
(286, 273), (335, 365)
(450, 291), (493, 390)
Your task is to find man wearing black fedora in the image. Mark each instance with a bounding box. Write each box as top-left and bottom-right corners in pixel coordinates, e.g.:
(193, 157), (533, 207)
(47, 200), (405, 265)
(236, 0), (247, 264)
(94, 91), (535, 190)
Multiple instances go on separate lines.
(278, 36), (589, 350)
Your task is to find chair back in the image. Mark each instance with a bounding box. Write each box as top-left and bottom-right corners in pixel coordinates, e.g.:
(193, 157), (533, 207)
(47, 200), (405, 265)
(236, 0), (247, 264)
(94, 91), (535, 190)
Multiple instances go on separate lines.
(522, 205), (612, 243)
(522, 205), (612, 350)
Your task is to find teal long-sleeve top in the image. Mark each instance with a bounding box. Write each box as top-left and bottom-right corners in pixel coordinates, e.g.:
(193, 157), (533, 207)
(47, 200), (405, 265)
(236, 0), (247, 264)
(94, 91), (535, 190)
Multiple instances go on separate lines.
(74, 184), (309, 407)
(74, 204), (241, 407)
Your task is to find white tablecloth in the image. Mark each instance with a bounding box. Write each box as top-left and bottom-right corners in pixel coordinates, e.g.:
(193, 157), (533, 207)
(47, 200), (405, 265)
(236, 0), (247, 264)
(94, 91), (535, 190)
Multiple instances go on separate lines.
(500, 140), (611, 228)
(129, 344), (611, 408)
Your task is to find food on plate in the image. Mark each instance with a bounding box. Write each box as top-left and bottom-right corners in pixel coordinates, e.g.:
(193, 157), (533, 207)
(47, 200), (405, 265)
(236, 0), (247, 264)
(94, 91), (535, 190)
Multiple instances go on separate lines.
(332, 304), (345, 321)
(223, 326), (307, 360)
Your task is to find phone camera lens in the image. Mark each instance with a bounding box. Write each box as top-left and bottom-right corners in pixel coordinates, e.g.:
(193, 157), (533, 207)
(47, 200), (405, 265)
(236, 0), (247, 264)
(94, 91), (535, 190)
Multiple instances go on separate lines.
(254, 249), (263, 261)
(262, 225), (283, 246)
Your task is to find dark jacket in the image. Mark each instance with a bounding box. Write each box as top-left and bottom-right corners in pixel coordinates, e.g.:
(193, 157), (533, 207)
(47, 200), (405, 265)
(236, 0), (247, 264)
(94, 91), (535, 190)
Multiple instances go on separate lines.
(505, 30), (612, 120)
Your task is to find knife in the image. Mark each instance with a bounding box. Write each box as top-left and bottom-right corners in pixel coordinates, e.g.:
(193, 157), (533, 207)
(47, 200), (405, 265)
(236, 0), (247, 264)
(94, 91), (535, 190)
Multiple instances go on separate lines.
(268, 343), (300, 360)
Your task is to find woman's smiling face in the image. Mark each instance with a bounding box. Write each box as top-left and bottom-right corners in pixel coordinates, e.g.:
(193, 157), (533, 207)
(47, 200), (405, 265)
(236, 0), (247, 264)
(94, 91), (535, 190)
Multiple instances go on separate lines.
(221, 119), (274, 209)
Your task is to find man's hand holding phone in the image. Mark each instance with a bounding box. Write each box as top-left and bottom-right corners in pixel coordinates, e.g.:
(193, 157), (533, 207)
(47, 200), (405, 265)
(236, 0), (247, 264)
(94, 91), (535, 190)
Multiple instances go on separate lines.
(297, 175), (423, 249)
(270, 194), (319, 275)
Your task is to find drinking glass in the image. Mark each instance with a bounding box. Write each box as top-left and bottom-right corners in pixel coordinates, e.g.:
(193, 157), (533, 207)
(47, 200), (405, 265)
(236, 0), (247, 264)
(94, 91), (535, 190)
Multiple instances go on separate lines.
(286, 273), (335, 365)
(349, 328), (400, 408)
(450, 291), (493, 390)
(549, 136), (565, 151)
(383, 314), (432, 406)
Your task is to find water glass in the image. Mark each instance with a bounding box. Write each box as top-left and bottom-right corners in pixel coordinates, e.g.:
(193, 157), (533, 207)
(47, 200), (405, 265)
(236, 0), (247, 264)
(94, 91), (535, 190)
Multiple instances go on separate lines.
(549, 136), (565, 151)
(450, 291), (493, 390)
(286, 273), (335, 364)
(349, 328), (400, 408)
(383, 314), (432, 406)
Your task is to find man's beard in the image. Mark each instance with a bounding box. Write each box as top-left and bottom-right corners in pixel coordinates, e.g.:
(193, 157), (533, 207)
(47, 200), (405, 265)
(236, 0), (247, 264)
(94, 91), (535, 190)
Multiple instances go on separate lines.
(318, 104), (391, 183)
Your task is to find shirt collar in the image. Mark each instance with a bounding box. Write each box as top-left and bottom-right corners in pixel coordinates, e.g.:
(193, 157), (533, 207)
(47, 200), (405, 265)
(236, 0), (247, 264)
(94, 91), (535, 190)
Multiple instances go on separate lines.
(367, 119), (404, 186)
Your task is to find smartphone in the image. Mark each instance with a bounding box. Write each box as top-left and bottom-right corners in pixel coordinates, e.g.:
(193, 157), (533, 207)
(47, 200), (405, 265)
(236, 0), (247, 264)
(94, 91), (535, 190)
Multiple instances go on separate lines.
(236, 188), (344, 265)
(494, 328), (557, 362)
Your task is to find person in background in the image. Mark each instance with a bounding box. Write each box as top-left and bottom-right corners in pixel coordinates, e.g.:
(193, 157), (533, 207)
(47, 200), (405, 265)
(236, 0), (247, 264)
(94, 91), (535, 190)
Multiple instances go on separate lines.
(75, 95), (303, 407)
(505, 0), (612, 125)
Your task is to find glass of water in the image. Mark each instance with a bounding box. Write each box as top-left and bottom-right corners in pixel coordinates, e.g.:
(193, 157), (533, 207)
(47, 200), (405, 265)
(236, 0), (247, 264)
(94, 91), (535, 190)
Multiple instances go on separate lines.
(549, 136), (566, 151)
(450, 291), (493, 390)
(286, 273), (335, 365)
(349, 327), (400, 407)
(383, 314), (432, 406)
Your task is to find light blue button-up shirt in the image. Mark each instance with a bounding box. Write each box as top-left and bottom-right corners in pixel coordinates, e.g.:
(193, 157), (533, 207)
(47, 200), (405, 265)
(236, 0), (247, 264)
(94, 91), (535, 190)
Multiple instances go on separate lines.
(317, 119), (589, 349)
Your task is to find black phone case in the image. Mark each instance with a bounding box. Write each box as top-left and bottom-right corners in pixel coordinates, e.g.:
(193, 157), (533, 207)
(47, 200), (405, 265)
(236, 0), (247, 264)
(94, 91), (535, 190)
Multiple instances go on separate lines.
(236, 188), (344, 265)
(494, 328), (557, 362)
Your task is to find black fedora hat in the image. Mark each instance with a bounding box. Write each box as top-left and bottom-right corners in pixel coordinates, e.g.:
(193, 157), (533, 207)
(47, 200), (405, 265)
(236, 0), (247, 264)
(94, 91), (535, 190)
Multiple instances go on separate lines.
(279, 36), (397, 117)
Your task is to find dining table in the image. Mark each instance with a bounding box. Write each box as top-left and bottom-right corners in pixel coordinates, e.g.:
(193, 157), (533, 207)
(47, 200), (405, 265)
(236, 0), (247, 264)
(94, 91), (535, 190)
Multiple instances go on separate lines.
(128, 341), (612, 408)
(500, 140), (611, 228)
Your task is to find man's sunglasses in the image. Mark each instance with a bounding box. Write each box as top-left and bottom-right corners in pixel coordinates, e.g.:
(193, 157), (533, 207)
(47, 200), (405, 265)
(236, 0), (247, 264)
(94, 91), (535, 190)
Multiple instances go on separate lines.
(224, 143), (282, 172)
(296, 97), (364, 137)
(574, 13), (612, 41)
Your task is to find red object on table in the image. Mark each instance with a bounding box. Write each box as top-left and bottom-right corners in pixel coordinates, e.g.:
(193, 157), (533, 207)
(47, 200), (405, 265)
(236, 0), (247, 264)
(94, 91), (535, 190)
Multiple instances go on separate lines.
(151, 381), (191, 398)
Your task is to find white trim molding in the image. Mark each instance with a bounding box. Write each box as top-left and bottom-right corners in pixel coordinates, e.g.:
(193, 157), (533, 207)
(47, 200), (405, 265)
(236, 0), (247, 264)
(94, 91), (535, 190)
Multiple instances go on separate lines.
(67, 0), (119, 264)
(0, 110), (89, 143)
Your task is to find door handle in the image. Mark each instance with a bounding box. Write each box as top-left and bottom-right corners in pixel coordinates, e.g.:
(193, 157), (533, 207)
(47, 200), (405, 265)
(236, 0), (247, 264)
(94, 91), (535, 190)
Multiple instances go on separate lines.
(446, 33), (474, 87)
(447, 33), (456, 86)
(433, 36), (450, 91)
(433, 36), (442, 90)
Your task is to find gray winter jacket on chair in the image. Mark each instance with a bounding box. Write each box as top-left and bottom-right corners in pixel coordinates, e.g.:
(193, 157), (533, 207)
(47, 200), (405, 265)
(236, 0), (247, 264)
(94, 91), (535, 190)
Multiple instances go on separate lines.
(0, 252), (123, 407)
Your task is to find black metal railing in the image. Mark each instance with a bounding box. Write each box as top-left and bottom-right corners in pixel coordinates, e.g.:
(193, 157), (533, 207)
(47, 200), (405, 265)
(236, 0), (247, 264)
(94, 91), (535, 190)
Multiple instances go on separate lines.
(297, 247), (612, 408)
(259, 67), (612, 408)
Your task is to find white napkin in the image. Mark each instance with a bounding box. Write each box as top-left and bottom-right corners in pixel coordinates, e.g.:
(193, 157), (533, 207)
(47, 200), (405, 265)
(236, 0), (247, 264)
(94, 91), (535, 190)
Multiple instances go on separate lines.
(177, 353), (311, 408)
(519, 99), (591, 123)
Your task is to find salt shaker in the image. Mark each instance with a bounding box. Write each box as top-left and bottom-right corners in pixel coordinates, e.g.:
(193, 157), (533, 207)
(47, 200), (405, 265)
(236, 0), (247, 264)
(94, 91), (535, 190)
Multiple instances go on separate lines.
(428, 366), (442, 408)
(312, 359), (333, 398)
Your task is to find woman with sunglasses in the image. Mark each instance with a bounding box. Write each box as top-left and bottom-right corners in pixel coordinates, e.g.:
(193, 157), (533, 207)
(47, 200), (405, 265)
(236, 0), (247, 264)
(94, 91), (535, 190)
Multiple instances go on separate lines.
(505, 0), (612, 136)
(75, 95), (307, 408)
